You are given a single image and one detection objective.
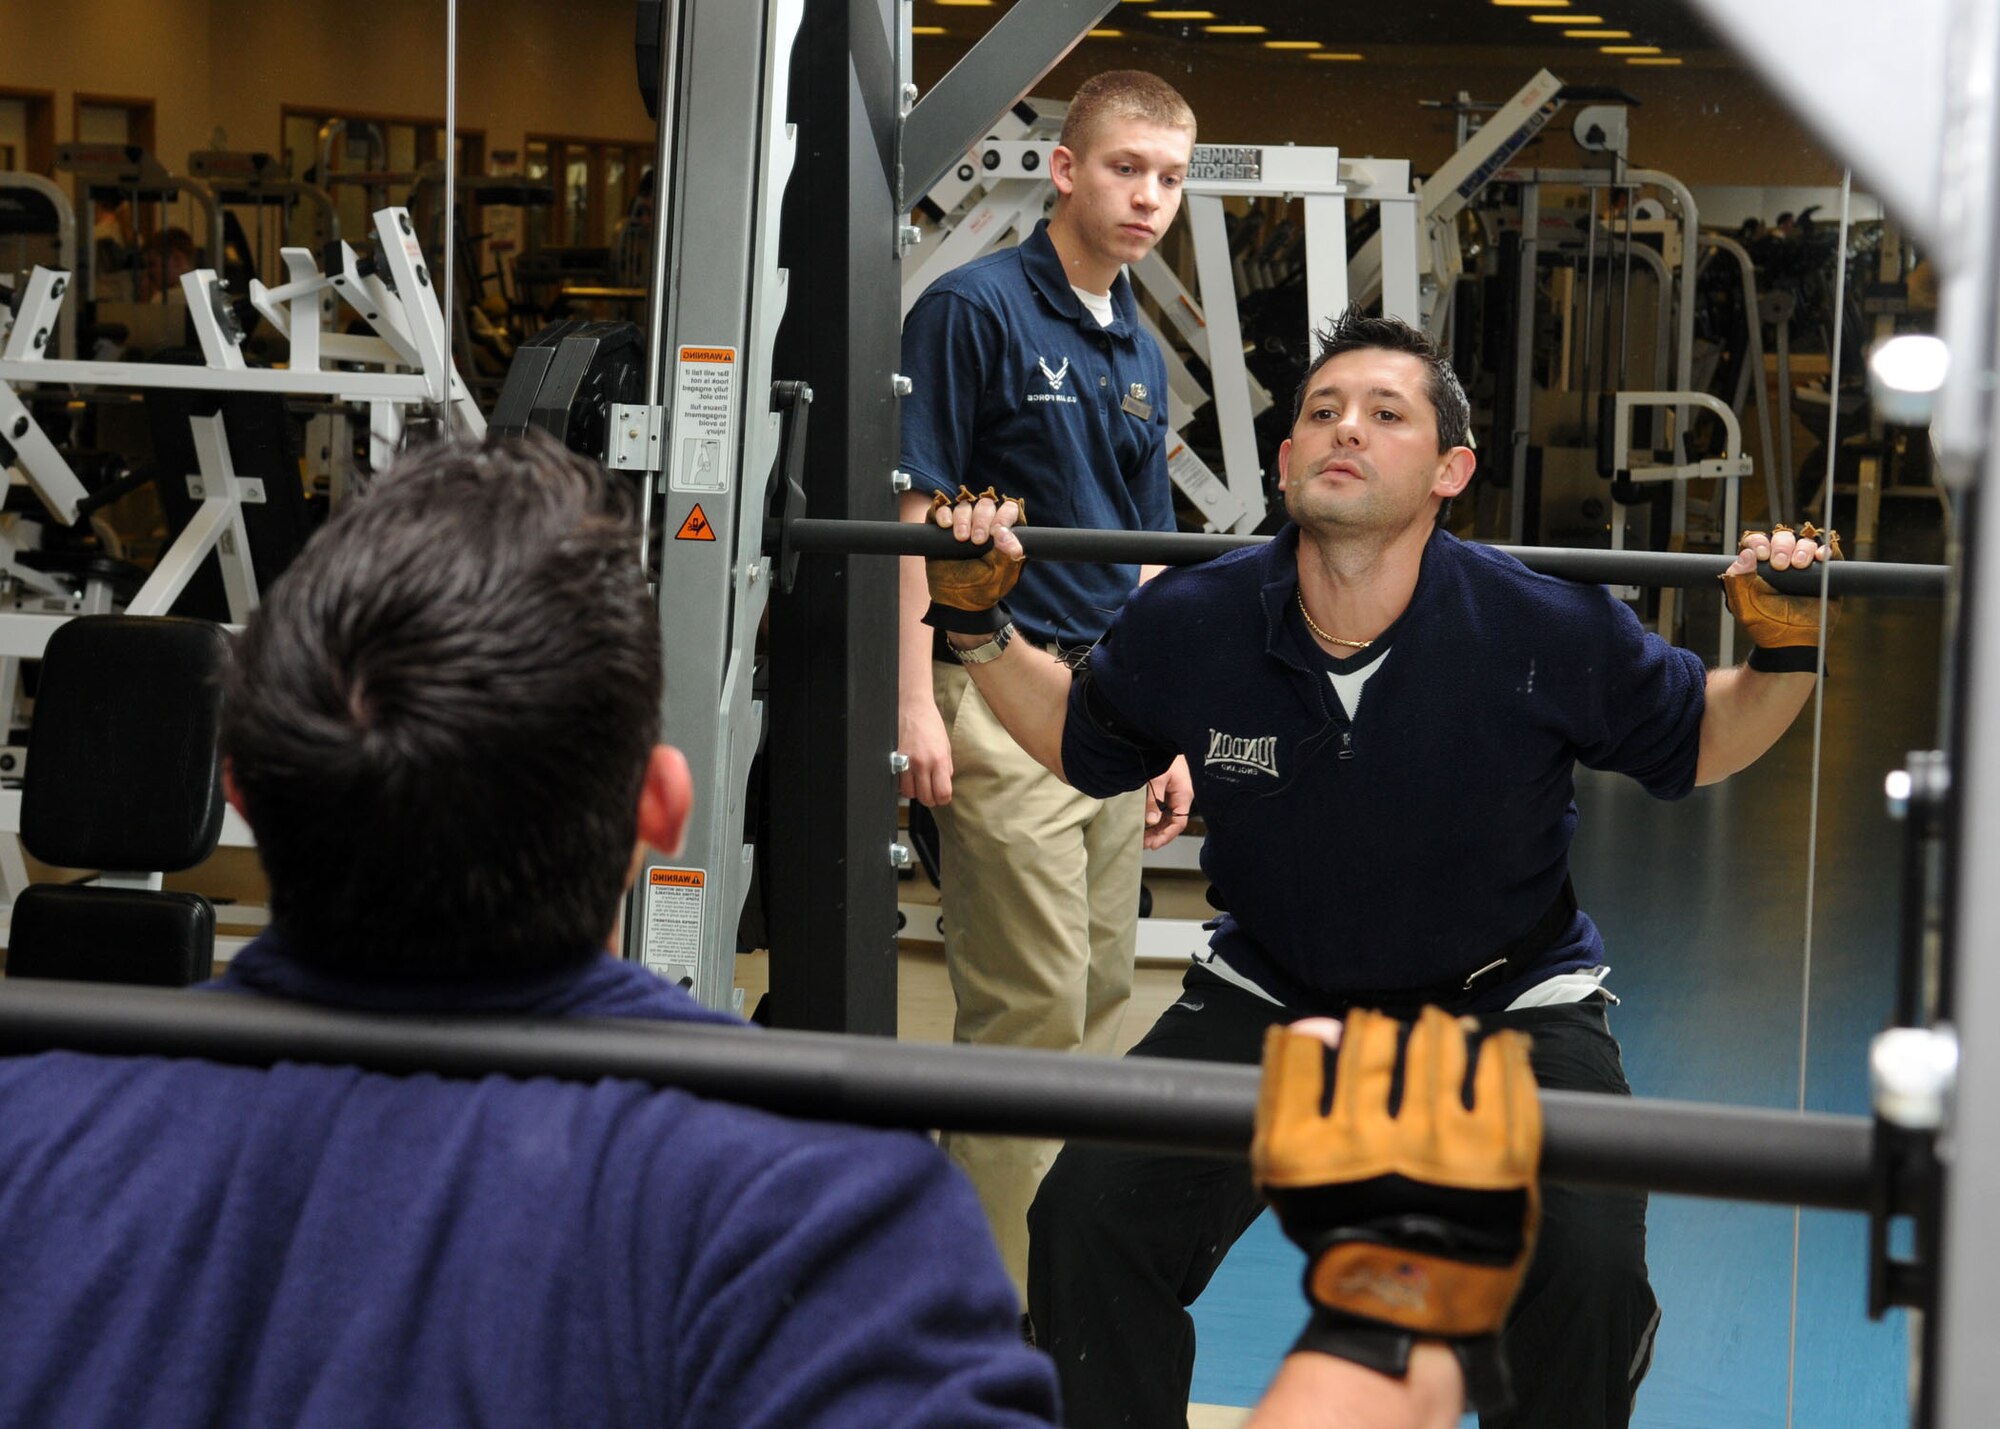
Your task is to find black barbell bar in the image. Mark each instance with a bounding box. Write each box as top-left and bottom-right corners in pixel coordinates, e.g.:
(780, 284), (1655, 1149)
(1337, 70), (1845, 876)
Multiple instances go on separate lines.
(780, 518), (1948, 599)
(0, 980), (1873, 1211)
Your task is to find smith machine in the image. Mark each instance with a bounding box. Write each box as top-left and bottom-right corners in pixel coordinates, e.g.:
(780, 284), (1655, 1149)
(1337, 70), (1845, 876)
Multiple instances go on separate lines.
(2, 0), (1986, 1417)
(433, 1), (2000, 1416)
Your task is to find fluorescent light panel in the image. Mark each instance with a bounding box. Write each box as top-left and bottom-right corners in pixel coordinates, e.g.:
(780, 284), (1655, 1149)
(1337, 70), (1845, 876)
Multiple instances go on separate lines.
(1264, 39), (1323, 48)
(1308, 52), (1366, 60)
(1627, 56), (1683, 64)
(1565, 29), (1629, 37)
(1146, 9), (1217, 17)
(1088, 28), (1123, 37)
(1601, 44), (1659, 53)
(1530, 12), (1601, 20)
(1204, 23), (1268, 33)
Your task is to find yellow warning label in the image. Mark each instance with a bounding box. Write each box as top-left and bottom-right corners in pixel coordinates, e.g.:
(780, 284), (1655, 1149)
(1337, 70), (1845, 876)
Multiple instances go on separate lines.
(679, 346), (736, 364)
(675, 505), (717, 541)
(643, 864), (706, 989)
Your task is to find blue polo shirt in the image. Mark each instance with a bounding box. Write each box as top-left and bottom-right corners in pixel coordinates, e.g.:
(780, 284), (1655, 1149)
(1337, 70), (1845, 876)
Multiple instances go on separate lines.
(1060, 526), (1708, 1013)
(901, 220), (1175, 647)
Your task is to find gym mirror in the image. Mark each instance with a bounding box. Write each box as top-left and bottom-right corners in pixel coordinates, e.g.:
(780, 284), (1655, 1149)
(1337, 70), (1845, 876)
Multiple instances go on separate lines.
(902, 4), (1937, 1424)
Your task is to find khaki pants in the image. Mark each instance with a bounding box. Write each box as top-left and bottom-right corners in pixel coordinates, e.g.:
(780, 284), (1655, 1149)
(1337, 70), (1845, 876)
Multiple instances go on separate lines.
(930, 658), (1144, 1304)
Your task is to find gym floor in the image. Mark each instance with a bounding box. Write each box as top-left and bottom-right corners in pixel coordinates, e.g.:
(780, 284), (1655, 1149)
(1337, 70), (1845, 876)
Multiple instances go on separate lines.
(868, 498), (1946, 1426)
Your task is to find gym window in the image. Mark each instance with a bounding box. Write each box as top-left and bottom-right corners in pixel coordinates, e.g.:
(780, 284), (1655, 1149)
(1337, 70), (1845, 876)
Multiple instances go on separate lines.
(521, 135), (652, 250)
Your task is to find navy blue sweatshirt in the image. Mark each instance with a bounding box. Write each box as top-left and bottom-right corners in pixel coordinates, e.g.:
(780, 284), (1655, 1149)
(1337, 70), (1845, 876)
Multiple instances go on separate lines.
(0, 934), (1059, 1427)
(1062, 525), (1707, 1012)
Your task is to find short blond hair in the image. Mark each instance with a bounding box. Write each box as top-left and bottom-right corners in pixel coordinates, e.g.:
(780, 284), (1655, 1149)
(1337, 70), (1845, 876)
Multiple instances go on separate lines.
(1058, 70), (1196, 158)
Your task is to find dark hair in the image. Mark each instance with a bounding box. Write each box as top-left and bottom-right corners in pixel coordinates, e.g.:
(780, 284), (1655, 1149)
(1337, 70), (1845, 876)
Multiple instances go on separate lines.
(1289, 308), (1472, 455)
(1058, 70), (1197, 158)
(220, 433), (660, 979)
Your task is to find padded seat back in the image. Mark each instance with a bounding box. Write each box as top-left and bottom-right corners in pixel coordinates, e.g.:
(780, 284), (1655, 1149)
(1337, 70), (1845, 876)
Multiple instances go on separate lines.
(8, 615), (228, 987)
(22, 615), (228, 872)
(6, 885), (215, 985)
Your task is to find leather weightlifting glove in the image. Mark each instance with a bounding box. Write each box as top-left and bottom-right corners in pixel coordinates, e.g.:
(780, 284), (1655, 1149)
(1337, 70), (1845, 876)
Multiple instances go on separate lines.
(922, 485), (1026, 635)
(1722, 522), (1841, 673)
(1252, 1006), (1542, 1413)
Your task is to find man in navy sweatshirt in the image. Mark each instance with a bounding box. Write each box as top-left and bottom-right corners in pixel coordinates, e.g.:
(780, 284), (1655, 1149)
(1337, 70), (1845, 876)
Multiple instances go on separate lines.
(0, 437), (1061, 1428)
(919, 309), (1837, 1429)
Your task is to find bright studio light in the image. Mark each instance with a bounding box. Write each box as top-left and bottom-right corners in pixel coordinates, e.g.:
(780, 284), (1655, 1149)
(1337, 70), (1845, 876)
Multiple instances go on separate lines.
(1868, 335), (1951, 426)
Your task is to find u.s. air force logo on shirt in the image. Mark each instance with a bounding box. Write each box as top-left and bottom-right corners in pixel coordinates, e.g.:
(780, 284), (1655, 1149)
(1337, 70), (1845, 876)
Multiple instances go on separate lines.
(1027, 354), (1077, 405)
(1205, 728), (1279, 778)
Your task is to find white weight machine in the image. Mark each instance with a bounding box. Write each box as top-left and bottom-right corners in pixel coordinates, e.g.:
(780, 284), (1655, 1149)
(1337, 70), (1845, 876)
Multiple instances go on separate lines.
(0, 205), (481, 946)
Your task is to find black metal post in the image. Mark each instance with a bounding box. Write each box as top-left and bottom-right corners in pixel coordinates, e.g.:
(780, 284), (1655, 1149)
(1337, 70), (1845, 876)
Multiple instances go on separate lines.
(761, 0), (903, 1034)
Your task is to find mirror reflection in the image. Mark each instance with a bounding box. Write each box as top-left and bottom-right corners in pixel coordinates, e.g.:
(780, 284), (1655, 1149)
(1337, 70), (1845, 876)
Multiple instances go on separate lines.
(896, 7), (1936, 1427)
(0, 2), (1944, 1427)
(449, 1), (657, 394)
(0, 0), (452, 615)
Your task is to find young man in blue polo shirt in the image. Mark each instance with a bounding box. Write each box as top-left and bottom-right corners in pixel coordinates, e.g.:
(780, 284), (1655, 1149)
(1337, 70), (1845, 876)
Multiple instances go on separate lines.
(919, 311), (1838, 1428)
(895, 69), (1197, 1301)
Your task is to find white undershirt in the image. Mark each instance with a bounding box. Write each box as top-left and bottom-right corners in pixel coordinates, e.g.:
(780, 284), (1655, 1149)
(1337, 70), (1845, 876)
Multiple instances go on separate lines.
(1325, 652), (1389, 719)
(1071, 285), (1114, 327)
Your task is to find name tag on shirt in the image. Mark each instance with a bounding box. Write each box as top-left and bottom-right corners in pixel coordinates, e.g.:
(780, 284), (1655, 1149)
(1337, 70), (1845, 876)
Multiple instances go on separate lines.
(1120, 393), (1153, 421)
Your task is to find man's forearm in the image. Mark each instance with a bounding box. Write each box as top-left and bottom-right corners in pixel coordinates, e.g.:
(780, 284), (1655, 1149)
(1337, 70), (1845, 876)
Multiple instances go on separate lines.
(908, 483), (1070, 777)
(948, 633), (1075, 779)
(899, 552), (940, 711)
(898, 492), (941, 712)
(1694, 663), (1817, 786)
(1245, 1346), (1464, 1429)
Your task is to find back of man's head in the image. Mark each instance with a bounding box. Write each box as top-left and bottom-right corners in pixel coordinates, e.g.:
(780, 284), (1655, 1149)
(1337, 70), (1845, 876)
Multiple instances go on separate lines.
(1058, 70), (1196, 158)
(221, 435), (661, 980)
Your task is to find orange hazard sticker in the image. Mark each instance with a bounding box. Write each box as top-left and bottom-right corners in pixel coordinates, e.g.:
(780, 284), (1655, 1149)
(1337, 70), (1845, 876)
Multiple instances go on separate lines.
(679, 346), (736, 364)
(649, 868), (705, 889)
(675, 505), (717, 541)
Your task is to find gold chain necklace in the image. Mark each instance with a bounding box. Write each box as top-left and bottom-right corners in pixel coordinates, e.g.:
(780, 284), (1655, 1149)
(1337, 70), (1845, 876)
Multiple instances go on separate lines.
(1296, 584), (1373, 649)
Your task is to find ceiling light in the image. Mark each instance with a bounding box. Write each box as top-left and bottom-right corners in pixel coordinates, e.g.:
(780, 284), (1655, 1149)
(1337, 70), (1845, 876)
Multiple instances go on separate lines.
(911, 23), (946, 33)
(1307, 52), (1366, 60)
(1530, 12), (1600, 20)
(1204, 24), (1268, 33)
(932, 0), (991, 6)
(1565, 29), (1630, 38)
(1625, 56), (1683, 64)
(1088, 28), (1124, 37)
(1263, 40), (1323, 49)
(1146, 9), (1217, 18)
(1600, 44), (1658, 53)
(1492, 1), (1570, 7)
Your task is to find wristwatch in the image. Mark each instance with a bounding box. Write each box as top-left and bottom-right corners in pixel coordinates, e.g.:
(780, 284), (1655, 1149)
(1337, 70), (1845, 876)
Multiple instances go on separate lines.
(952, 622), (1016, 666)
